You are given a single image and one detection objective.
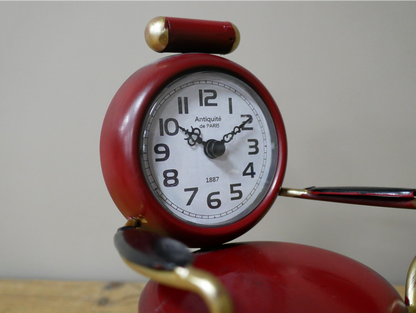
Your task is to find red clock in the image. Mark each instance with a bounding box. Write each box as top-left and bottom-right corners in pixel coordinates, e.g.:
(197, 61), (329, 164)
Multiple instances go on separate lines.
(100, 18), (287, 248)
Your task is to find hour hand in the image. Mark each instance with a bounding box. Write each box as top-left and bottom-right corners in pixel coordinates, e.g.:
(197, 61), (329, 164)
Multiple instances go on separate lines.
(179, 126), (206, 146)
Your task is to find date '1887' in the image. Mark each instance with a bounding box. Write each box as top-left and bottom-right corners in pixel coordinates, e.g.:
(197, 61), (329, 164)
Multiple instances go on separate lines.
(206, 176), (219, 183)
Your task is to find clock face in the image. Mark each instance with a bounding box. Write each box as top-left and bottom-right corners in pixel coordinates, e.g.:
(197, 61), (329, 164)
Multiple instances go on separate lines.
(140, 71), (278, 227)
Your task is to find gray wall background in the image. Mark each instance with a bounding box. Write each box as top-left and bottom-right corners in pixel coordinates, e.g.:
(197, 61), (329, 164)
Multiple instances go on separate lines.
(1, 2), (415, 285)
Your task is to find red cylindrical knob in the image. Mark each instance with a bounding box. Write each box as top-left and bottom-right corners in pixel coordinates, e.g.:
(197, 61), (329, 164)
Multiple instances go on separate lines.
(144, 16), (240, 54)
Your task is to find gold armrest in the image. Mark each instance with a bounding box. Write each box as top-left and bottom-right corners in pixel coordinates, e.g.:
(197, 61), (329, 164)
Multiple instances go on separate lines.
(122, 258), (233, 313)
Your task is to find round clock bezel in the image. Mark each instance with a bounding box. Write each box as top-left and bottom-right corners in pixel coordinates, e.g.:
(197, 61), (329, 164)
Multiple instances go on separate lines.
(100, 53), (287, 247)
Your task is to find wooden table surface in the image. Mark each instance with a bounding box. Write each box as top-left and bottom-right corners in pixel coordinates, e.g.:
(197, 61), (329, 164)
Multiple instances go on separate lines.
(0, 280), (146, 313)
(0, 279), (406, 313)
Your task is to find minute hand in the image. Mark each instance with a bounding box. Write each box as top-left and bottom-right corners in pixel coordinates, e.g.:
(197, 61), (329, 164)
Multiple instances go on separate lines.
(222, 116), (253, 143)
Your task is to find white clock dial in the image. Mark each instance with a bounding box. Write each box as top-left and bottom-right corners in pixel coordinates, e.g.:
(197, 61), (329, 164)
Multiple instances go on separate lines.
(141, 72), (278, 227)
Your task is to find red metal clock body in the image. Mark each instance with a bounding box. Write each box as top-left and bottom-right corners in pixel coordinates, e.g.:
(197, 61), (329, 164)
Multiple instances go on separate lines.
(140, 242), (407, 313)
(100, 53), (287, 248)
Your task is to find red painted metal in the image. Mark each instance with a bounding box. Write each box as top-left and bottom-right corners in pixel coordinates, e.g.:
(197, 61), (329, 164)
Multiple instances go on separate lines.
(161, 17), (238, 54)
(139, 242), (407, 313)
(301, 189), (416, 209)
(308, 187), (415, 198)
(100, 53), (287, 248)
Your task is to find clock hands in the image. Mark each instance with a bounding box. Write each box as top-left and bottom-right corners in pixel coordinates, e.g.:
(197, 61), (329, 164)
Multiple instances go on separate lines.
(178, 126), (206, 146)
(222, 116), (253, 143)
(179, 125), (225, 159)
(179, 116), (252, 159)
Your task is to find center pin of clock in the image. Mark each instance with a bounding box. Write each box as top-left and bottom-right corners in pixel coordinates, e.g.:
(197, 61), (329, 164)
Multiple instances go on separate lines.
(204, 139), (226, 159)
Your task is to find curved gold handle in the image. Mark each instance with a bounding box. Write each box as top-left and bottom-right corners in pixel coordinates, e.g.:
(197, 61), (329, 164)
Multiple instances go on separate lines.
(123, 258), (233, 313)
(114, 221), (233, 313)
(406, 256), (416, 313)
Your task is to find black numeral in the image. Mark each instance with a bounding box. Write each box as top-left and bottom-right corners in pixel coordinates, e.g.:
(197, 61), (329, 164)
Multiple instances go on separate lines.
(163, 169), (179, 187)
(241, 114), (253, 130)
(207, 192), (221, 209)
(230, 183), (243, 200)
(178, 97), (189, 114)
(242, 162), (256, 178)
(159, 118), (179, 136)
(154, 144), (170, 161)
(199, 89), (217, 106)
(229, 98), (233, 114)
(247, 139), (259, 155)
(184, 187), (198, 205)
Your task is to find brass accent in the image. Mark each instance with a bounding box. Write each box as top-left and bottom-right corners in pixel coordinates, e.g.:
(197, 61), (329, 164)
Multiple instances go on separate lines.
(124, 219), (139, 228)
(279, 187), (308, 197)
(229, 23), (240, 53)
(125, 216), (148, 228)
(145, 16), (169, 52)
(122, 258), (233, 313)
(406, 256), (416, 312)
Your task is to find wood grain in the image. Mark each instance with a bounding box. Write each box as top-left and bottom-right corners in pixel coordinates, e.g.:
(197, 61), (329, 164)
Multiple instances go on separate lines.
(0, 280), (145, 313)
